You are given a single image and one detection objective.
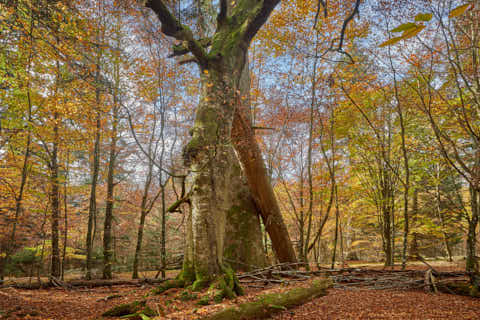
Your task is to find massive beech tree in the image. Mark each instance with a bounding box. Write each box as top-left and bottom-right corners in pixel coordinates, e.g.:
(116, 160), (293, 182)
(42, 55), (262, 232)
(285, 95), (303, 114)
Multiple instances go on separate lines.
(144, 0), (297, 291)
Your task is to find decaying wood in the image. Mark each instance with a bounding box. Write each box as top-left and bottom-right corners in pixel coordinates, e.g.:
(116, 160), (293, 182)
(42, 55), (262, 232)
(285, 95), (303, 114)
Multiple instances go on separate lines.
(237, 263), (472, 296)
(0, 277), (171, 290)
(200, 278), (331, 320)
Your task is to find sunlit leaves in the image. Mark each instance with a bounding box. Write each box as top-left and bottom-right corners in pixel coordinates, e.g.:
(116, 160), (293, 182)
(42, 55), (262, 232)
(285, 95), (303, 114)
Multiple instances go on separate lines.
(448, 3), (470, 18)
(391, 22), (418, 33)
(414, 13), (433, 22)
(380, 18), (428, 48)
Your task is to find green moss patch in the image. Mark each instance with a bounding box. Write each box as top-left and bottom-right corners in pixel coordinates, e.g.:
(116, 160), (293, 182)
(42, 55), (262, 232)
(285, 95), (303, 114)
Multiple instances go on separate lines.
(150, 279), (185, 295)
(102, 300), (157, 319)
(200, 278), (331, 320)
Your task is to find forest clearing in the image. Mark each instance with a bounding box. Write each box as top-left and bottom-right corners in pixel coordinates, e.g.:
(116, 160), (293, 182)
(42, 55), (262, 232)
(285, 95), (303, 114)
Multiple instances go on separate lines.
(1, 262), (479, 319)
(1, 0), (480, 319)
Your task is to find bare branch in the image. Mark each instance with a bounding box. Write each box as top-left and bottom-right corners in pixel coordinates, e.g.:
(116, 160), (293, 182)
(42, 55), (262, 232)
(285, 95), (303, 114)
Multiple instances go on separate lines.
(336, 0), (361, 53)
(169, 38), (212, 58)
(243, 0), (281, 44)
(145, 0), (209, 66)
(218, 0), (227, 24)
(313, 0), (328, 29)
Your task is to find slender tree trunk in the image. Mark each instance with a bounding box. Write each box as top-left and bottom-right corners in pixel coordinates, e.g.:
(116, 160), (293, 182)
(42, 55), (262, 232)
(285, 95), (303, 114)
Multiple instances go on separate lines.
(304, 33), (320, 269)
(86, 1), (106, 279)
(410, 188), (419, 259)
(103, 15), (122, 279)
(86, 109), (100, 280)
(467, 184), (479, 287)
(298, 166), (305, 263)
(436, 165), (453, 262)
(2, 92), (33, 281)
(398, 106), (409, 270)
(390, 187), (395, 267)
(382, 181), (392, 267)
(61, 152), (69, 280)
(103, 102), (118, 279)
(132, 156), (155, 279)
(132, 201), (148, 279)
(389, 44), (410, 270)
(1, 16), (34, 280)
(50, 111), (61, 279)
(331, 186), (339, 269)
(160, 186), (166, 279)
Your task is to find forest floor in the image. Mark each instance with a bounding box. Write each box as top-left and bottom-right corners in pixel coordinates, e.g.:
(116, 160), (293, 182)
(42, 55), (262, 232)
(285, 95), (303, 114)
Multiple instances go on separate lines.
(1, 262), (479, 320)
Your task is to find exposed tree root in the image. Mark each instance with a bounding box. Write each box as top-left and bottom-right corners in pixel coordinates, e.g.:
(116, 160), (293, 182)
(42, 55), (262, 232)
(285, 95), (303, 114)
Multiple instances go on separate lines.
(202, 266), (244, 304)
(150, 279), (185, 295)
(199, 278), (331, 320)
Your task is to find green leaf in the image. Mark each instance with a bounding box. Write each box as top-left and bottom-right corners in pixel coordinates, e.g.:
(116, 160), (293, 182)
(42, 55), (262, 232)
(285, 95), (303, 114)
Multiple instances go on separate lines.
(380, 24), (426, 47)
(379, 36), (403, 47)
(391, 22), (418, 33)
(414, 13), (433, 22)
(449, 4), (470, 18)
(400, 24), (426, 39)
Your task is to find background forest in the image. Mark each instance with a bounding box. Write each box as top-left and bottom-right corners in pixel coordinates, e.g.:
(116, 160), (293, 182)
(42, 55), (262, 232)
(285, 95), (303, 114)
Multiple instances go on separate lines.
(0, 0), (479, 292)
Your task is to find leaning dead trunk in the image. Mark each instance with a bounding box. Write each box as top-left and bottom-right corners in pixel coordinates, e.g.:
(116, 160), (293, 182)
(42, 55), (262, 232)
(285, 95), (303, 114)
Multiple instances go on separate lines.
(231, 101), (297, 265)
(231, 59), (296, 265)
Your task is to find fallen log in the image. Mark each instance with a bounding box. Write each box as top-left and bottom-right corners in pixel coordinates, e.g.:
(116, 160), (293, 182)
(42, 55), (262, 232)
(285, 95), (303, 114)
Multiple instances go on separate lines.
(199, 278), (331, 320)
(102, 299), (157, 319)
(0, 277), (171, 290)
(437, 280), (480, 298)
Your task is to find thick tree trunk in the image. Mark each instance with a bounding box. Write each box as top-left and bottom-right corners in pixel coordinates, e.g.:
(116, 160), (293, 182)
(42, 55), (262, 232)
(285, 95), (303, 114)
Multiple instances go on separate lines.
(223, 60), (268, 271)
(145, 0), (294, 292)
(181, 49), (252, 292)
(223, 154), (266, 271)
